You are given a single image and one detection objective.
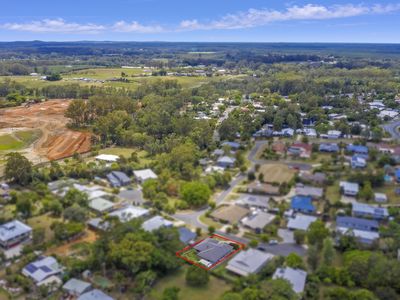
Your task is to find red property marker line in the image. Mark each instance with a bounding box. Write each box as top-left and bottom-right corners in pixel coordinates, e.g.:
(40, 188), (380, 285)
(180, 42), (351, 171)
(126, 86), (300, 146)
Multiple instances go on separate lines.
(176, 234), (246, 271)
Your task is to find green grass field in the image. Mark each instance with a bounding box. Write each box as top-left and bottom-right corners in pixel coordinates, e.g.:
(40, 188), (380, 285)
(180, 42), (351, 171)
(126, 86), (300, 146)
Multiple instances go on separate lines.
(148, 268), (231, 300)
(0, 134), (24, 151)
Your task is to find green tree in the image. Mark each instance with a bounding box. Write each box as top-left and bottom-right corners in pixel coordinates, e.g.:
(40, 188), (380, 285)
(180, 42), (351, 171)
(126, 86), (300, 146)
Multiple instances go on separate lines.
(16, 196), (33, 218)
(321, 238), (335, 266)
(307, 220), (330, 247)
(294, 230), (306, 245)
(286, 253), (305, 269)
(4, 152), (32, 185)
(181, 181), (211, 207)
(162, 286), (180, 300)
(185, 265), (209, 286)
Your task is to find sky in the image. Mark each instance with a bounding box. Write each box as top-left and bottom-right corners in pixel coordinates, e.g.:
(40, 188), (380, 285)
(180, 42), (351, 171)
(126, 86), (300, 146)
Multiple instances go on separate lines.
(0, 0), (400, 42)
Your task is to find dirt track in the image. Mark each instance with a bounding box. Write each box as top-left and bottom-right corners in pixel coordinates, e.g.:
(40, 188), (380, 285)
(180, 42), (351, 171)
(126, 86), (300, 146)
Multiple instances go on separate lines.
(0, 100), (91, 162)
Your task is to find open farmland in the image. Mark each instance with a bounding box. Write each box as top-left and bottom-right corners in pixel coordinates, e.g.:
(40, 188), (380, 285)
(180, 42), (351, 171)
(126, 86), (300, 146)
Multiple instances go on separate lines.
(0, 100), (91, 163)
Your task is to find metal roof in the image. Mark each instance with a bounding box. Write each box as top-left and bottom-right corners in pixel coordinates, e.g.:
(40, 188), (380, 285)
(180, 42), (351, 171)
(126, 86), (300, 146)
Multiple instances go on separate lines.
(0, 220), (32, 242)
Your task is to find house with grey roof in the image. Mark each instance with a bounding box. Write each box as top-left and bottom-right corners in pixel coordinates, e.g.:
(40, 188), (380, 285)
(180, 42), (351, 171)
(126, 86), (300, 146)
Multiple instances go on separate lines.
(63, 278), (92, 297)
(22, 256), (63, 285)
(295, 185), (324, 199)
(133, 169), (157, 183)
(106, 171), (131, 187)
(78, 289), (114, 300)
(352, 202), (389, 220)
(235, 194), (269, 210)
(273, 267), (307, 294)
(216, 156), (236, 168)
(142, 216), (173, 232)
(178, 227), (197, 244)
(226, 249), (274, 276)
(194, 238), (234, 264)
(117, 189), (144, 206)
(340, 181), (359, 196)
(87, 218), (110, 231)
(0, 220), (32, 250)
(89, 198), (115, 214)
(241, 211), (275, 233)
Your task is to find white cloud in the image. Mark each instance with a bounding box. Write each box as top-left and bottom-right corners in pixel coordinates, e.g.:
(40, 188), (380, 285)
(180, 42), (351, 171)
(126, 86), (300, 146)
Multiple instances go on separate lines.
(179, 3), (400, 30)
(1, 18), (105, 33)
(112, 21), (164, 33)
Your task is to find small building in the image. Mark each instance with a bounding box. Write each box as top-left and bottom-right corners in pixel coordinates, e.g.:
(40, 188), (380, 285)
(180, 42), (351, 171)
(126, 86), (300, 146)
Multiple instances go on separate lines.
(63, 278), (92, 297)
(178, 227), (197, 244)
(133, 169), (157, 183)
(287, 214), (317, 231)
(106, 171), (131, 187)
(193, 238), (234, 264)
(351, 155), (367, 169)
(87, 218), (110, 231)
(352, 202), (389, 220)
(210, 205), (250, 224)
(374, 193), (388, 203)
(287, 143), (312, 158)
(89, 198), (115, 214)
(117, 189), (144, 206)
(327, 130), (342, 139)
(0, 220), (32, 250)
(212, 149), (225, 157)
(142, 216), (173, 232)
(235, 194), (269, 210)
(336, 216), (379, 232)
(222, 141), (241, 150)
(291, 196), (315, 214)
(295, 185), (323, 199)
(78, 289), (114, 300)
(95, 154), (119, 163)
(346, 144), (369, 155)
(298, 172), (326, 185)
(226, 249), (274, 276)
(273, 267), (307, 294)
(319, 143), (339, 153)
(339, 181), (359, 196)
(22, 256), (63, 285)
(108, 205), (149, 223)
(216, 156), (236, 168)
(246, 182), (280, 195)
(241, 211), (275, 233)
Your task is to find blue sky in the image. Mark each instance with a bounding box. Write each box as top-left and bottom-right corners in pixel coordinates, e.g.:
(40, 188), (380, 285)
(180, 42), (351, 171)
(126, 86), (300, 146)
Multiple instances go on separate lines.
(0, 0), (400, 42)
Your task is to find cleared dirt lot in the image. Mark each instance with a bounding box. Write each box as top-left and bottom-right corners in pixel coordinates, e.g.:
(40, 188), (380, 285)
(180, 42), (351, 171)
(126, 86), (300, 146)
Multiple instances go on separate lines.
(0, 100), (91, 162)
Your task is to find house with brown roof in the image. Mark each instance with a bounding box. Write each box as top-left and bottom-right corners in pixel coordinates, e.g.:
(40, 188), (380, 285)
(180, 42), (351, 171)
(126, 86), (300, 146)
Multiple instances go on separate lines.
(246, 182), (280, 195)
(210, 205), (250, 224)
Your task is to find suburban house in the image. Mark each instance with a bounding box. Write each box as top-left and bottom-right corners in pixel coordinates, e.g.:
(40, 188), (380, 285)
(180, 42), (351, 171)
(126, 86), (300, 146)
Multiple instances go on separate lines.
(346, 144), (369, 156)
(352, 202), (389, 220)
(241, 211), (275, 233)
(88, 198), (115, 214)
(272, 142), (286, 155)
(295, 185), (324, 199)
(117, 189), (144, 206)
(108, 205), (149, 223)
(63, 278), (92, 297)
(133, 169), (157, 183)
(22, 256), (63, 285)
(222, 141), (241, 150)
(216, 156), (236, 168)
(141, 216), (173, 232)
(106, 171), (131, 187)
(246, 182), (280, 195)
(212, 149), (225, 157)
(351, 155), (367, 169)
(178, 227), (197, 244)
(291, 195), (316, 214)
(299, 172), (326, 185)
(287, 214), (318, 231)
(0, 220), (32, 250)
(87, 218), (110, 231)
(374, 193), (388, 203)
(273, 267), (308, 294)
(319, 143), (340, 153)
(235, 194), (269, 210)
(78, 289), (114, 300)
(193, 238), (234, 265)
(326, 130), (342, 139)
(340, 181), (359, 196)
(336, 216), (379, 232)
(287, 143), (312, 158)
(226, 249), (274, 276)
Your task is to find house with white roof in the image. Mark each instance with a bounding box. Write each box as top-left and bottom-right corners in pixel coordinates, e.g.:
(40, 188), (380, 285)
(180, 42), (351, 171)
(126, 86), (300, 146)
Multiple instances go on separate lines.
(108, 205), (149, 223)
(22, 256), (63, 285)
(327, 130), (342, 139)
(352, 202), (389, 220)
(0, 220), (32, 250)
(226, 249), (274, 276)
(89, 198), (115, 214)
(63, 278), (92, 297)
(78, 289), (114, 300)
(339, 181), (359, 196)
(287, 214), (317, 231)
(241, 211), (275, 233)
(142, 216), (173, 232)
(95, 154), (119, 163)
(133, 169), (158, 183)
(273, 267), (307, 294)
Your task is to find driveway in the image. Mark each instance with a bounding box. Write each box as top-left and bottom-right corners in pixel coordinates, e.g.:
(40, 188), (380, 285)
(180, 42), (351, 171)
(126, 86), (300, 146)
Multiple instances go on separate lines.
(278, 229), (295, 244)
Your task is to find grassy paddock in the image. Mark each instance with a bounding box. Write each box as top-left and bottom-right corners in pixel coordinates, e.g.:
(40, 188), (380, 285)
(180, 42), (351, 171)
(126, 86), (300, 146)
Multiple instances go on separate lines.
(258, 163), (296, 184)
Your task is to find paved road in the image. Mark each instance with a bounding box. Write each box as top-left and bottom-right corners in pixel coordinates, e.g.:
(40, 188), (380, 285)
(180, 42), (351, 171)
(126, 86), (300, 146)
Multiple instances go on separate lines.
(382, 119), (400, 139)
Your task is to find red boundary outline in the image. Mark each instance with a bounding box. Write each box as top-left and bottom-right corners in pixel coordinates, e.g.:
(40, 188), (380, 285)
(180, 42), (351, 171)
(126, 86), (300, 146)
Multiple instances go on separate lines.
(176, 233), (245, 271)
